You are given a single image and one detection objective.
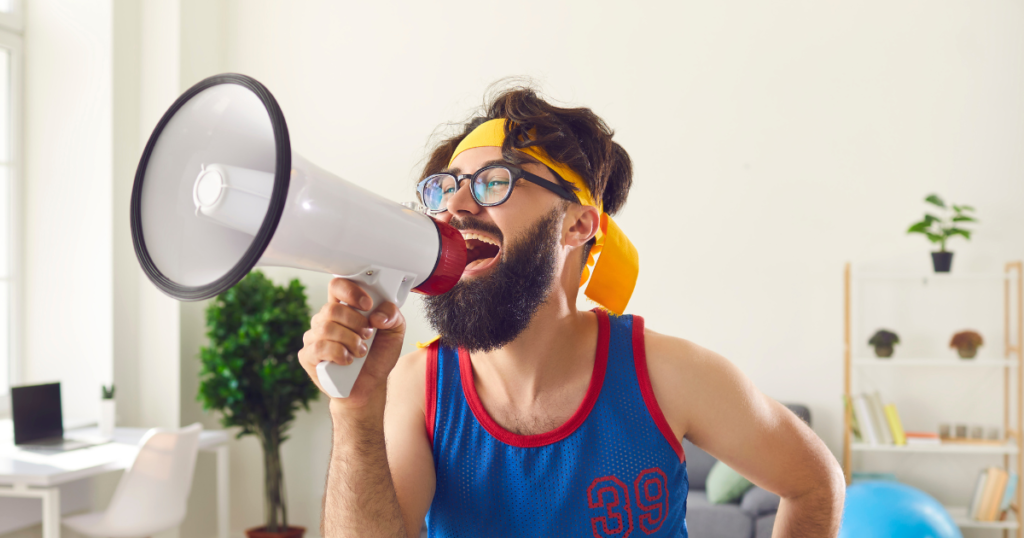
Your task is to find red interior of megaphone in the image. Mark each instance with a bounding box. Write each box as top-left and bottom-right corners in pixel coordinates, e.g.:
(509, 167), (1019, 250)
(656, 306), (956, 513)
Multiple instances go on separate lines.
(412, 219), (466, 295)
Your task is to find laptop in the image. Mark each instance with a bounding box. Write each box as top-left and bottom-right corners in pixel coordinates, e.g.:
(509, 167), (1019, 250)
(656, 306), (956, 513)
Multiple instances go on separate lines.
(11, 382), (99, 452)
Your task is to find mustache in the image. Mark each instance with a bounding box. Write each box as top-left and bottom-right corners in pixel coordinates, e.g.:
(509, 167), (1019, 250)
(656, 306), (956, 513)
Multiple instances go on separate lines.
(448, 216), (504, 243)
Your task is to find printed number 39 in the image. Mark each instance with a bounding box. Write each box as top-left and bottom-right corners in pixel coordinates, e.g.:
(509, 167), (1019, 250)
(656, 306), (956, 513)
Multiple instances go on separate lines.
(587, 468), (668, 537)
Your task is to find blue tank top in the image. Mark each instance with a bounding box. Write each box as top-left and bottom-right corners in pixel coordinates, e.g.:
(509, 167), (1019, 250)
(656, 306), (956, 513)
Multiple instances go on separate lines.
(425, 311), (689, 537)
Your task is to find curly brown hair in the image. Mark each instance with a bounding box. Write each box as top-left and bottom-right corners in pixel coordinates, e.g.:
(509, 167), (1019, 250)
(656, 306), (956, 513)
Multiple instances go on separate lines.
(419, 83), (634, 217)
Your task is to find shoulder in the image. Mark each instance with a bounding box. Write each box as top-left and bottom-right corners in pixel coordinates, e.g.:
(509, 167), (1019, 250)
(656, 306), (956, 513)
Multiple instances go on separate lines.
(386, 346), (431, 417)
(640, 324), (759, 443)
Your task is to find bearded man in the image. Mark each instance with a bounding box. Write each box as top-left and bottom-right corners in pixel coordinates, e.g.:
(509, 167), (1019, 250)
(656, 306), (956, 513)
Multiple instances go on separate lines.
(298, 88), (845, 538)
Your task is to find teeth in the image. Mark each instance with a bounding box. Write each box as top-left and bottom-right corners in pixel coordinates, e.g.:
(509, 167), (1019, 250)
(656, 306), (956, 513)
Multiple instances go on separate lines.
(462, 232), (499, 248)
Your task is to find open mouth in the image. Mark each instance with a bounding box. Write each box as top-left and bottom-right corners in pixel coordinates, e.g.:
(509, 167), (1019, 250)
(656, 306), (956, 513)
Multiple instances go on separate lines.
(462, 232), (501, 272)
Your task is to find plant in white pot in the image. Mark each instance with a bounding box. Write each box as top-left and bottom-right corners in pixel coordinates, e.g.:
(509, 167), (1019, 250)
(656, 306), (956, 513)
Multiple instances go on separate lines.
(100, 384), (115, 439)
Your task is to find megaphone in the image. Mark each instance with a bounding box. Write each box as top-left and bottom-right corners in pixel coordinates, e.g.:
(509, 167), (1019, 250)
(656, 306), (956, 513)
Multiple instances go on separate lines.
(130, 73), (465, 399)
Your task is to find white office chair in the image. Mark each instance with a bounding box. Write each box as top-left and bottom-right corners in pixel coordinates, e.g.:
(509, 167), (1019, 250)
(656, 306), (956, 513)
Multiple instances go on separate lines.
(63, 423), (203, 538)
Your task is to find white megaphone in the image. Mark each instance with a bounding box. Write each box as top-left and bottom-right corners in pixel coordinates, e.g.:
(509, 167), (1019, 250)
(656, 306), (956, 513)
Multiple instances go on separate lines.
(130, 73), (465, 398)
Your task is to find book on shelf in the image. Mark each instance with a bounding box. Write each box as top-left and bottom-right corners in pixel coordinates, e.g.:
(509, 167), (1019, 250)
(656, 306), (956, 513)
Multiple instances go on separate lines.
(868, 392), (894, 445)
(972, 467), (1010, 521)
(884, 403), (906, 445)
(968, 470), (987, 521)
(999, 471), (1015, 514)
(985, 468), (1009, 521)
(998, 472), (1018, 521)
(848, 391), (912, 446)
(905, 431), (941, 445)
(974, 467), (999, 520)
(843, 394), (862, 442)
(852, 395), (879, 445)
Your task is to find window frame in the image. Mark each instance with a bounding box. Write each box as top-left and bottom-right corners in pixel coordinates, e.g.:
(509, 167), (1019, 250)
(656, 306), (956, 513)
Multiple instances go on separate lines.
(0, 4), (23, 414)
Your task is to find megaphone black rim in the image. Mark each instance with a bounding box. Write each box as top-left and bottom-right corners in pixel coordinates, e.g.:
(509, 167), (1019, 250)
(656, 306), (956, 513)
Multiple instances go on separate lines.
(130, 73), (292, 301)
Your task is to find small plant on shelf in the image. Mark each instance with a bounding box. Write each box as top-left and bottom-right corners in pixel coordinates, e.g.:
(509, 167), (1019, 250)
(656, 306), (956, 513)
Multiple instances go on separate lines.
(906, 194), (977, 273)
(950, 330), (983, 359)
(869, 329), (900, 358)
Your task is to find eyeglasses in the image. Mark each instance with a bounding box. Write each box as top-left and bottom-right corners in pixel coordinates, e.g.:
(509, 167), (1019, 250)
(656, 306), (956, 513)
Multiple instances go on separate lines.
(416, 164), (579, 214)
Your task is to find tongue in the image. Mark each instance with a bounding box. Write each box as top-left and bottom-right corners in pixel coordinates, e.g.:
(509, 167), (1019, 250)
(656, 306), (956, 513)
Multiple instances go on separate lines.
(466, 258), (494, 270)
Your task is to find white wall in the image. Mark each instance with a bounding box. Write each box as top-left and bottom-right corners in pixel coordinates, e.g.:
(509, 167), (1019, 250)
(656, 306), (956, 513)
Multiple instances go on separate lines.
(214, 2), (1024, 536)
(10, 1), (1024, 537)
(22, 0), (114, 424)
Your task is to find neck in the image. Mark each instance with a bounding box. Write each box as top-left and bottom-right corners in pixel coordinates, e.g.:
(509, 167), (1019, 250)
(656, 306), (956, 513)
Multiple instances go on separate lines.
(469, 286), (598, 404)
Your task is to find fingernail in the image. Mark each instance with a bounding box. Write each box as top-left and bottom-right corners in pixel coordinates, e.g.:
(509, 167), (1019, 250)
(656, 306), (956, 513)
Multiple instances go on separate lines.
(372, 312), (388, 325)
(361, 328), (374, 339)
(358, 343), (368, 356)
(359, 296), (372, 310)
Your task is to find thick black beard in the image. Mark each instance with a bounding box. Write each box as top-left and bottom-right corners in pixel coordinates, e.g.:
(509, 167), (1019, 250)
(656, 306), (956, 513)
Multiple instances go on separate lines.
(423, 207), (563, 353)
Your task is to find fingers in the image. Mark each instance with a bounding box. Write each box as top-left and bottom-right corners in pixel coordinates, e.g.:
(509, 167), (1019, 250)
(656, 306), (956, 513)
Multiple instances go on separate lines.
(328, 277), (373, 311)
(368, 301), (405, 332)
(305, 306), (371, 364)
(300, 277), (409, 401)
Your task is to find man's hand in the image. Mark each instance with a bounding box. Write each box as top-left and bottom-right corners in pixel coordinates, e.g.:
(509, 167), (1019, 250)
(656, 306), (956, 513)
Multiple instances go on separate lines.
(298, 277), (407, 409)
(300, 277), (412, 538)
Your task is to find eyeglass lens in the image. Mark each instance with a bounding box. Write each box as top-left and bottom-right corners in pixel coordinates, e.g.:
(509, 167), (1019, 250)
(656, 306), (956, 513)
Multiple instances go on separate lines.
(421, 167), (513, 212)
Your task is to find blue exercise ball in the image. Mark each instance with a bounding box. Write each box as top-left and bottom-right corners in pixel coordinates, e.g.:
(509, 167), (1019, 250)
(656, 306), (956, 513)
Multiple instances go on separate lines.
(840, 481), (962, 538)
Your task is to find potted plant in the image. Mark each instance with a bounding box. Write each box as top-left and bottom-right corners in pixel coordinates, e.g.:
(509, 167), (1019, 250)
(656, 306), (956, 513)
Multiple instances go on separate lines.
(100, 384), (116, 439)
(198, 271), (319, 538)
(950, 330), (984, 359)
(906, 194), (977, 273)
(869, 329), (900, 358)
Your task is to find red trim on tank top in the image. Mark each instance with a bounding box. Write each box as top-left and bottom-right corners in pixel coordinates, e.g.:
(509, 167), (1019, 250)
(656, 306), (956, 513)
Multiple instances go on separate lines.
(425, 342), (439, 448)
(457, 310), (611, 448)
(632, 316), (686, 462)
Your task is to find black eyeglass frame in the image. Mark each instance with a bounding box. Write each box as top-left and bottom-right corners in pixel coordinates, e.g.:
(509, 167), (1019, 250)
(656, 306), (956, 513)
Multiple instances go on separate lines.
(416, 164), (580, 214)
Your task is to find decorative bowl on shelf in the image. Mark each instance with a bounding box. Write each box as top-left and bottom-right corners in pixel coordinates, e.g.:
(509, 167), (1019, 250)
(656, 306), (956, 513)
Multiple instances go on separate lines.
(950, 330), (983, 359)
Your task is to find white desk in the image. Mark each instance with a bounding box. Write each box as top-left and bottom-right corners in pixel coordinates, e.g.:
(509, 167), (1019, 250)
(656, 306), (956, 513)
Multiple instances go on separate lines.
(0, 424), (230, 538)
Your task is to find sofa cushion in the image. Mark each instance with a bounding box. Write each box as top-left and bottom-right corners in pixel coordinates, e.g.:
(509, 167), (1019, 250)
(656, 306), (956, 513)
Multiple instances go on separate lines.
(686, 490), (754, 538)
(755, 513), (776, 538)
(707, 461), (754, 504)
(740, 486), (781, 518)
(682, 439), (717, 490)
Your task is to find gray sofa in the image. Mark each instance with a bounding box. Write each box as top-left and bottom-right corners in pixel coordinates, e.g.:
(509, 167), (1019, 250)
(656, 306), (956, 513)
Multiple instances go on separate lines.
(684, 403), (811, 538)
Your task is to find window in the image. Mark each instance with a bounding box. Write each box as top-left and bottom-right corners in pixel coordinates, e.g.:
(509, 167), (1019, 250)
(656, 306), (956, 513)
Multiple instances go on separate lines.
(0, 0), (21, 410)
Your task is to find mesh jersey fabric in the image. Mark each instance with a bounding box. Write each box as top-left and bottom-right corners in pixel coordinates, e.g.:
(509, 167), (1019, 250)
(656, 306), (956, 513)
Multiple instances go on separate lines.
(425, 311), (689, 537)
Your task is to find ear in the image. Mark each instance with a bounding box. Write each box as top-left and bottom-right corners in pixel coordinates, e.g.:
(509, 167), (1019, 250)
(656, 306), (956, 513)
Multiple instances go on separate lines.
(563, 204), (601, 248)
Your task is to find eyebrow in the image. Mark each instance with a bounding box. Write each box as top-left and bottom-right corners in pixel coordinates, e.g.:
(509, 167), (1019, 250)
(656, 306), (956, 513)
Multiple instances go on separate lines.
(441, 159), (511, 176)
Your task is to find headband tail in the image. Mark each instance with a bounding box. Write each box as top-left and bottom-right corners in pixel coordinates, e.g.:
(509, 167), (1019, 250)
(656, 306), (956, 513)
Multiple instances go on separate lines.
(583, 215), (638, 315)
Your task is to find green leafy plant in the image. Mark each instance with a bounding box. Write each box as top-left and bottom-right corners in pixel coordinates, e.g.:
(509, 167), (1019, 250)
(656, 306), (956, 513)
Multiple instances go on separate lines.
(101, 384), (115, 400)
(198, 271), (318, 533)
(906, 194), (977, 252)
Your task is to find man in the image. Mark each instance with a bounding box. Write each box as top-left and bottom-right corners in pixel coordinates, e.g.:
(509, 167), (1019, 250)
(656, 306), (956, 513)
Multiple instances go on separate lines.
(298, 88), (845, 537)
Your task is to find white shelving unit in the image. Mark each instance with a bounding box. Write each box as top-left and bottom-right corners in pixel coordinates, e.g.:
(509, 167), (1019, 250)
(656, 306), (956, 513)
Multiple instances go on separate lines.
(852, 442), (1019, 455)
(843, 261), (1024, 536)
(852, 358), (1019, 368)
(948, 507), (1021, 530)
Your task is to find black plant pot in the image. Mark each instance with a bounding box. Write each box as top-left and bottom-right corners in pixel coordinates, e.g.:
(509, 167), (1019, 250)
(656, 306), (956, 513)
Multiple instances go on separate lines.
(931, 251), (953, 273)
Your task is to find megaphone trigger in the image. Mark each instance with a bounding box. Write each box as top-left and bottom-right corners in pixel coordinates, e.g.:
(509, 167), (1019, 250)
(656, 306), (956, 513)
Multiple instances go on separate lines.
(316, 266), (416, 399)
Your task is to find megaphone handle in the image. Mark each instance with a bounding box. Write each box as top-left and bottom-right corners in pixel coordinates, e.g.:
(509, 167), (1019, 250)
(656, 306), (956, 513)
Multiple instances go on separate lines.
(315, 268), (411, 399)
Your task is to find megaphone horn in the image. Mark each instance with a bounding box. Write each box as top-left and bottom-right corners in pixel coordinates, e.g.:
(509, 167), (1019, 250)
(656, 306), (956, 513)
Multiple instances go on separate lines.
(130, 73), (465, 399)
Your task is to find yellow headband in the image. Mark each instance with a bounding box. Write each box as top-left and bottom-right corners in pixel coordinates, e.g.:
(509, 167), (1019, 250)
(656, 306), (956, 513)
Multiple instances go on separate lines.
(448, 118), (639, 315)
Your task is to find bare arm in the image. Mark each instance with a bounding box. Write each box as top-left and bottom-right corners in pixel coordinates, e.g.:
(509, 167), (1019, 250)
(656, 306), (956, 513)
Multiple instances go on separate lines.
(298, 277), (432, 538)
(645, 328), (845, 538)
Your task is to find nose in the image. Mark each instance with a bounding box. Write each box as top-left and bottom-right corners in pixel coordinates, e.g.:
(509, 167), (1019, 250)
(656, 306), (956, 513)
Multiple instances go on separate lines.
(444, 178), (481, 218)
